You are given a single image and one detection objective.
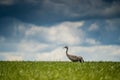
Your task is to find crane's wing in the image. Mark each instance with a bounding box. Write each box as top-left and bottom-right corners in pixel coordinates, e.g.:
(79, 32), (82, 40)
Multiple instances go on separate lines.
(68, 54), (80, 60)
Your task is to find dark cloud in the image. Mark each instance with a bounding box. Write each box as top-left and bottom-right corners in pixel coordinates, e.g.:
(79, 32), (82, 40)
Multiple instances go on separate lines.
(0, 0), (120, 25)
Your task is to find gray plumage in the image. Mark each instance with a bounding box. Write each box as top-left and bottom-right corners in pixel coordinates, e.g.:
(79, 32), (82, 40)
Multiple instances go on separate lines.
(64, 46), (84, 62)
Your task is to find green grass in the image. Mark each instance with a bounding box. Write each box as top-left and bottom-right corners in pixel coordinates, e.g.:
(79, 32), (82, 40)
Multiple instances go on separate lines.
(0, 61), (120, 80)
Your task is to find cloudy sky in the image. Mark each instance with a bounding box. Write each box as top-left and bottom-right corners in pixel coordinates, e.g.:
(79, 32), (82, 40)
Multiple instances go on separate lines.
(0, 0), (120, 61)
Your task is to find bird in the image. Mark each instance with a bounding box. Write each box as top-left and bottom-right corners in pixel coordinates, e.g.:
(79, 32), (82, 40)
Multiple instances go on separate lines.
(64, 46), (84, 62)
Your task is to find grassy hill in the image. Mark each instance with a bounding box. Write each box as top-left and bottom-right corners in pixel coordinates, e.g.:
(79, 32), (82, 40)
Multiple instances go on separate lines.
(0, 61), (120, 80)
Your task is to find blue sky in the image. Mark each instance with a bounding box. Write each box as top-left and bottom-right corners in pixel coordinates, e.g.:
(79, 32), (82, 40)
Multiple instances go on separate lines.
(0, 0), (120, 61)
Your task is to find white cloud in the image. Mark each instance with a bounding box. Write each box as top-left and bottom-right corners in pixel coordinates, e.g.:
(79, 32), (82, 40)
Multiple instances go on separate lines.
(15, 21), (85, 55)
(88, 23), (99, 31)
(36, 47), (67, 61)
(25, 21), (84, 45)
(18, 40), (48, 53)
(3, 53), (23, 61)
(85, 38), (100, 45)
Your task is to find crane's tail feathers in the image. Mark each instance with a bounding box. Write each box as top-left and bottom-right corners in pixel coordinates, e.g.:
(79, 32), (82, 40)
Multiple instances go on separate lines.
(79, 57), (84, 62)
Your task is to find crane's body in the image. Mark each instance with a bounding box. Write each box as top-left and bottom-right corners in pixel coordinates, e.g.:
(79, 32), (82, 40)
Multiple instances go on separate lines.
(64, 46), (84, 62)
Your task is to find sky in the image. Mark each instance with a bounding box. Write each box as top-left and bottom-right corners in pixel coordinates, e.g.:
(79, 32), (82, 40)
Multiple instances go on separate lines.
(0, 0), (120, 61)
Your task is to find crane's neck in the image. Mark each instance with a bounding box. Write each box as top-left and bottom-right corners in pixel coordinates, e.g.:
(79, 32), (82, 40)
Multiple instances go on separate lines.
(65, 48), (69, 56)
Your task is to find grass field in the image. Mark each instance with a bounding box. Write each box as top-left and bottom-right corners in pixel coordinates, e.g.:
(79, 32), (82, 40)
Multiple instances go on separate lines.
(0, 61), (120, 80)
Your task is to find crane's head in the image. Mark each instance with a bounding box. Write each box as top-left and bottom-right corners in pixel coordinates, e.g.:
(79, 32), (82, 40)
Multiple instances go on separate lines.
(64, 46), (68, 49)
